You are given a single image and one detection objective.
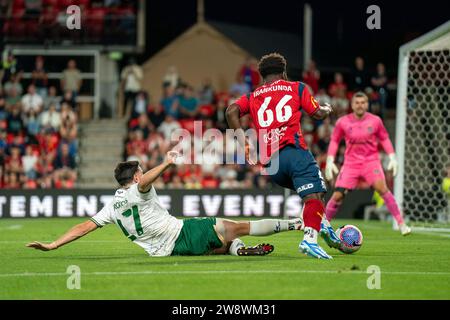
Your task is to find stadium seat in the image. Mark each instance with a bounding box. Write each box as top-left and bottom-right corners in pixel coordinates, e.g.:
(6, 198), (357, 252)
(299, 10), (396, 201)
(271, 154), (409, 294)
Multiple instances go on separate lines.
(13, 0), (25, 10)
(179, 119), (196, 133)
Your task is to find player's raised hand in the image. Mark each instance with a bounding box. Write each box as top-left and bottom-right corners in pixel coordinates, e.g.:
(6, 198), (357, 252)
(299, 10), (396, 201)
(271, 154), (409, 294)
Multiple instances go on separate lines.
(387, 154), (398, 176)
(325, 156), (339, 181)
(166, 150), (181, 165)
(26, 241), (57, 251)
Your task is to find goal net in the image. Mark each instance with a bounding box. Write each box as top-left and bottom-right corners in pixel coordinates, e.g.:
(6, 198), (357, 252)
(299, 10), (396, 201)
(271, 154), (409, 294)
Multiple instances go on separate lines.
(395, 21), (450, 231)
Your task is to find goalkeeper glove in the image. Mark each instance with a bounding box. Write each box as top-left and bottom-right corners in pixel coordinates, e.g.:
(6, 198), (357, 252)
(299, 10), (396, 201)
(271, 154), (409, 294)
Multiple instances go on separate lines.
(387, 154), (398, 177)
(325, 156), (339, 181)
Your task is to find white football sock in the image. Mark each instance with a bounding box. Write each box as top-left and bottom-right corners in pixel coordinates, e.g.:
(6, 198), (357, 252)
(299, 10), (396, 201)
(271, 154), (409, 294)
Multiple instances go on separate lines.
(303, 227), (318, 243)
(249, 219), (302, 236)
(229, 238), (245, 256)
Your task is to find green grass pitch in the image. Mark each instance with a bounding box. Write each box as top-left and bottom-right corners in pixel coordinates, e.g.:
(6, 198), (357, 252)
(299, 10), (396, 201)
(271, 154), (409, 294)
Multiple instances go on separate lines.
(1, 218), (449, 299)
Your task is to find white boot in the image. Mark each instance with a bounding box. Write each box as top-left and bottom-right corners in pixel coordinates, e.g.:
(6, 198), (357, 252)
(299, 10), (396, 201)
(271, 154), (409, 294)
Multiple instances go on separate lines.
(399, 223), (412, 236)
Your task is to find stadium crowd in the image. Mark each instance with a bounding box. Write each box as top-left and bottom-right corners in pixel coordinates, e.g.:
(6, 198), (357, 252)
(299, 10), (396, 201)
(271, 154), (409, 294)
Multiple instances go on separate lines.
(123, 56), (395, 190)
(0, 51), (79, 189)
(1, 0), (137, 45)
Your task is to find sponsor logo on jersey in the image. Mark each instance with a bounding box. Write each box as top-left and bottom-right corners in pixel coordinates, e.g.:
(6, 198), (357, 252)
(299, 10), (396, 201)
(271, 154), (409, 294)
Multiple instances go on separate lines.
(368, 126), (373, 133)
(297, 183), (314, 193)
(263, 126), (287, 143)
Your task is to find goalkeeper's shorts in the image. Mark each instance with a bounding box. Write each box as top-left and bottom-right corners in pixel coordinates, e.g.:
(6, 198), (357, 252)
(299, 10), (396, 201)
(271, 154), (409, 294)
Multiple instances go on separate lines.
(335, 160), (385, 190)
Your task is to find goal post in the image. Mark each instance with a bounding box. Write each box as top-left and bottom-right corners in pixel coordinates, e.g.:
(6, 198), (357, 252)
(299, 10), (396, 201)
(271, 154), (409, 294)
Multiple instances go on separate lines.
(395, 20), (450, 232)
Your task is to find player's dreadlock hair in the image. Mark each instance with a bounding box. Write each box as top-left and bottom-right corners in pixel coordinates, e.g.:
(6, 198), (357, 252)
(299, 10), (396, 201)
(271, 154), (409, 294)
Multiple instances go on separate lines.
(258, 53), (287, 78)
(114, 161), (140, 186)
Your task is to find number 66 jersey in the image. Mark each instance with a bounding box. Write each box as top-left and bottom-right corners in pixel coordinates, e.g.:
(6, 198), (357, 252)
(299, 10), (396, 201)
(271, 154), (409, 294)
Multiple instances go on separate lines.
(90, 183), (183, 256)
(235, 79), (320, 164)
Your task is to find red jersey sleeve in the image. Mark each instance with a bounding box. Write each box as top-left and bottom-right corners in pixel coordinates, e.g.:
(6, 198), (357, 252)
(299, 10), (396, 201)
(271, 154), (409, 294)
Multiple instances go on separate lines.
(234, 93), (250, 117)
(298, 82), (320, 116)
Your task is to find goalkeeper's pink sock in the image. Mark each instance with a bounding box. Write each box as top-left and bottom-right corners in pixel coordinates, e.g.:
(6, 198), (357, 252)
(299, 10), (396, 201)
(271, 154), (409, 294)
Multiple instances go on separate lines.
(382, 192), (405, 225)
(325, 198), (340, 221)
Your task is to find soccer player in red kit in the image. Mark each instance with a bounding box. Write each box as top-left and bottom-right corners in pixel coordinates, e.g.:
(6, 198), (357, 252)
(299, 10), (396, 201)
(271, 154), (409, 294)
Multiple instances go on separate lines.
(226, 53), (340, 259)
(324, 92), (411, 236)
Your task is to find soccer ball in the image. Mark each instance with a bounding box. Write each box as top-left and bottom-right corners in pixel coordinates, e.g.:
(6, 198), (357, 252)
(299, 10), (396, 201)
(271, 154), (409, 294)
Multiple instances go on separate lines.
(335, 225), (363, 254)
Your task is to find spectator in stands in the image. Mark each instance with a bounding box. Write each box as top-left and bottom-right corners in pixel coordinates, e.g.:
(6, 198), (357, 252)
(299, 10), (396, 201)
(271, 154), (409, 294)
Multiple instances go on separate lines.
(1, 50), (21, 85)
(351, 56), (370, 91)
(121, 58), (143, 117)
(198, 78), (215, 106)
(53, 143), (76, 171)
(178, 86), (199, 119)
(220, 169), (240, 189)
(6, 135), (25, 156)
(160, 85), (179, 119)
(131, 91), (148, 119)
(230, 75), (251, 96)
(6, 104), (24, 135)
(371, 62), (389, 119)
(5, 87), (22, 107)
(302, 60), (320, 94)
(59, 103), (78, 154)
(61, 59), (82, 105)
(22, 145), (38, 180)
(4, 171), (22, 189)
(157, 115), (181, 141)
(5, 147), (23, 175)
(162, 66), (180, 89)
(21, 84), (43, 114)
(39, 103), (61, 132)
(31, 56), (48, 99)
(131, 114), (153, 140)
(24, 109), (40, 143)
(44, 86), (60, 111)
(53, 143), (77, 189)
(167, 175), (184, 188)
(4, 74), (24, 98)
(0, 96), (6, 122)
(147, 103), (165, 128)
(239, 57), (261, 90)
(328, 72), (347, 98)
(317, 117), (334, 153)
(60, 90), (76, 110)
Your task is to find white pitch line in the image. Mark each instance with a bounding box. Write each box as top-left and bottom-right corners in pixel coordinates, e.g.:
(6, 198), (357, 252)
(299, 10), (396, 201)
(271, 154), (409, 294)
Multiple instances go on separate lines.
(1, 270), (450, 278)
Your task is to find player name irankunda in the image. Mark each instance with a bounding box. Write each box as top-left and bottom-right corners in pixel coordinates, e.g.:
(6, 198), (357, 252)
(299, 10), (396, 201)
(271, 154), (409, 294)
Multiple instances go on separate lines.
(253, 85), (293, 97)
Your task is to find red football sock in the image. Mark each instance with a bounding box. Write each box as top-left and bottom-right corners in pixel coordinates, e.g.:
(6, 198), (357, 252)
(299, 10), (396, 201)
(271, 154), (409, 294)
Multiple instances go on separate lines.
(302, 198), (325, 232)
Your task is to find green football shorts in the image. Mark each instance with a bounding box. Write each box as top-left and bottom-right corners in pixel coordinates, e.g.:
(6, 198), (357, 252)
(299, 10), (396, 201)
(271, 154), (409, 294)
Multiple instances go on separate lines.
(171, 217), (224, 256)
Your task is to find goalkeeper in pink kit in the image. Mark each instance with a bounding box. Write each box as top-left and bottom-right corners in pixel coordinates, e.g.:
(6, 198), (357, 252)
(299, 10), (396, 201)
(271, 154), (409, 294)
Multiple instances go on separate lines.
(323, 92), (411, 239)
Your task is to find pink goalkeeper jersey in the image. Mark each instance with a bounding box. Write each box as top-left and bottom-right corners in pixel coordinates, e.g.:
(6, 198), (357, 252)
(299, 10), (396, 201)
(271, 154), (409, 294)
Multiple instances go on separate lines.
(327, 112), (394, 165)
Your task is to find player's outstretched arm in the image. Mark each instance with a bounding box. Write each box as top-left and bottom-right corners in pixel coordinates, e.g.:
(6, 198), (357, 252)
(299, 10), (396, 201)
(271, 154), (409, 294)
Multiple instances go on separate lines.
(26, 220), (98, 251)
(138, 150), (179, 193)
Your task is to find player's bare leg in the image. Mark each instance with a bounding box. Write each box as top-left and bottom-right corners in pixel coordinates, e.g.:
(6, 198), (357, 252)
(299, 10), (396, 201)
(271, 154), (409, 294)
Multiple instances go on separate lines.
(212, 218), (302, 256)
(372, 179), (411, 236)
(299, 193), (334, 259)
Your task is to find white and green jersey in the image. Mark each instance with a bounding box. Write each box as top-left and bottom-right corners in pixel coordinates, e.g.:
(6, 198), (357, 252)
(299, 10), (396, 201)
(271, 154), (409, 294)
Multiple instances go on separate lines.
(90, 183), (183, 256)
